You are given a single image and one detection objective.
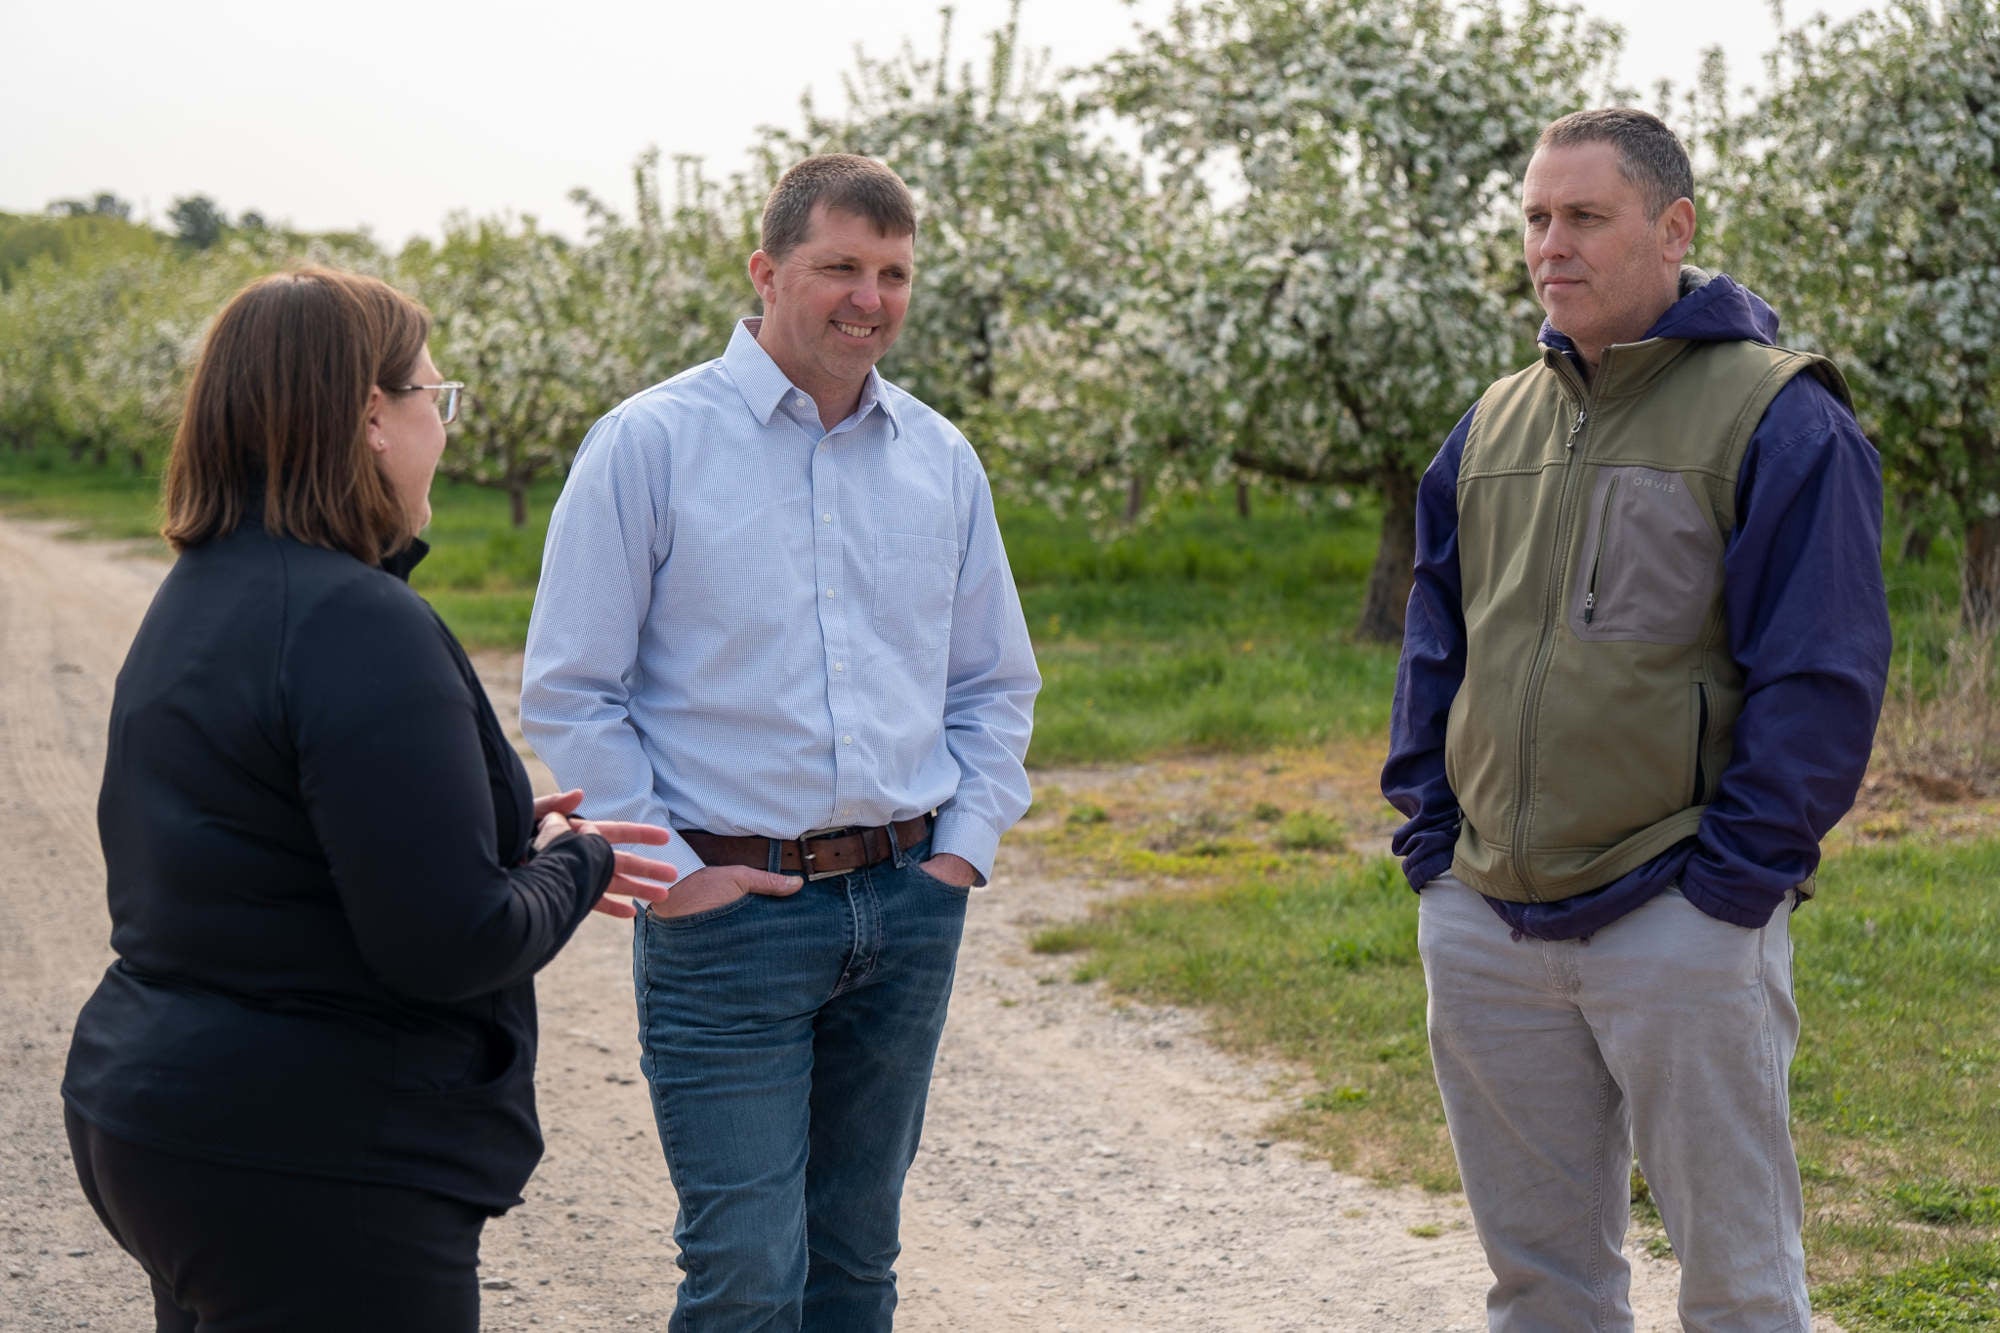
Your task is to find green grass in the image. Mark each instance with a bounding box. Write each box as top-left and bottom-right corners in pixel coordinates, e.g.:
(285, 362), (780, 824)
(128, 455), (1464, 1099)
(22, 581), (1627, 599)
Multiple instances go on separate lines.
(0, 450), (166, 540)
(1786, 839), (2000, 1322)
(1891, 1181), (2000, 1228)
(1819, 1245), (2000, 1330)
(0, 452), (1398, 764)
(399, 482), (556, 647)
(1882, 526), (1976, 690)
(1000, 500), (1397, 763)
(5, 449), (1980, 776)
(1028, 828), (2000, 1324)
(1791, 843), (2000, 1166)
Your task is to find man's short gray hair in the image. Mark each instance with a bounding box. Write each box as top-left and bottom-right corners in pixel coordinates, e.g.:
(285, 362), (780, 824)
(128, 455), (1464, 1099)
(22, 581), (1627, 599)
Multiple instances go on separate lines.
(1536, 108), (1694, 221)
(760, 154), (917, 261)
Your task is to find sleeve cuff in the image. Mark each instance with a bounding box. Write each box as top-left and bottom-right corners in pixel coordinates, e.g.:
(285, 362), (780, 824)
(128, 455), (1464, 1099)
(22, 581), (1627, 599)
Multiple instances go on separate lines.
(1676, 874), (1785, 929)
(538, 828), (618, 906)
(1404, 848), (1456, 894)
(931, 811), (1001, 887)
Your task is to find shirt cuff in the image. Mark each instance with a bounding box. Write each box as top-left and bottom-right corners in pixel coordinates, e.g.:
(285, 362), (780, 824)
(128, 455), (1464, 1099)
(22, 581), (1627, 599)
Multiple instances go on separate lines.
(931, 810), (1001, 887)
(1404, 848), (1456, 894)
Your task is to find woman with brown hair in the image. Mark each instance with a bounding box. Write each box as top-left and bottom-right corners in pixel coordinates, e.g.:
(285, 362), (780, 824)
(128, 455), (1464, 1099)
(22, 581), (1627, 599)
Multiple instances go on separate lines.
(61, 266), (675, 1331)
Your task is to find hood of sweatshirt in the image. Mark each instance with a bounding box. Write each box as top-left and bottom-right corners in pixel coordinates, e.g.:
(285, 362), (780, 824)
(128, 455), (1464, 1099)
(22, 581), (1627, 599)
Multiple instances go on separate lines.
(1539, 265), (1784, 357)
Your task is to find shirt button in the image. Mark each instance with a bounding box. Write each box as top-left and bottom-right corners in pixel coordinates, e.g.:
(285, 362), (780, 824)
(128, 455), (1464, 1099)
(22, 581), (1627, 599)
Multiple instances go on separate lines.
(826, 587), (837, 599)
(841, 734), (853, 745)
(833, 661), (845, 673)
(822, 512), (832, 523)
(794, 394), (810, 409)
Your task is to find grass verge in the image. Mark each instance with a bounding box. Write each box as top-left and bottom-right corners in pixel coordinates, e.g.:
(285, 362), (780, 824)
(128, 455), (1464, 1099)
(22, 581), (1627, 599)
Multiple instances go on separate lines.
(1026, 770), (2000, 1329)
(0, 453), (164, 540)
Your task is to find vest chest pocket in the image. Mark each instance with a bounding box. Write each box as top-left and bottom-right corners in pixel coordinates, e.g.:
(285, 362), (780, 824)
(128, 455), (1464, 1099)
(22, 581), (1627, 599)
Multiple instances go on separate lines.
(873, 531), (958, 653)
(1570, 465), (1722, 644)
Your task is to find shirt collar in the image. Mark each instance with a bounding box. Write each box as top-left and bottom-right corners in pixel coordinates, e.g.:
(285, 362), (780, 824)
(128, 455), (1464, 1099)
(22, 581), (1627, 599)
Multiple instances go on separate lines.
(723, 317), (902, 439)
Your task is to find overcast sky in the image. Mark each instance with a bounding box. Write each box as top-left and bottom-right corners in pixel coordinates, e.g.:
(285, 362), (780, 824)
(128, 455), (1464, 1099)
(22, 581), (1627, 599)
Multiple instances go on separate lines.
(4, 0), (1873, 247)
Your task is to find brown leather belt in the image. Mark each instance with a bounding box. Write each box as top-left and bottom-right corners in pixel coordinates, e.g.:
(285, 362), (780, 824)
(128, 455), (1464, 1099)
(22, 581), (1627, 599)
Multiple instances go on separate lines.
(675, 815), (934, 881)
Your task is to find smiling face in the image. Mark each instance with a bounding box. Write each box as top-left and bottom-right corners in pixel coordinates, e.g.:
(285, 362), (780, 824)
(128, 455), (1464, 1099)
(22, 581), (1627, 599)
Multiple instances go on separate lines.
(1522, 140), (1694, 371)
(748, 203), (914, 424)
(367, 345), (449, 536)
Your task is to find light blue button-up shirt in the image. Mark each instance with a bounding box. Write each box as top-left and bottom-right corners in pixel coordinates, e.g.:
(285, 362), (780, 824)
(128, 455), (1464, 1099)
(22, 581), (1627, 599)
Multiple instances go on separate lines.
(521, 319), (1040, 881)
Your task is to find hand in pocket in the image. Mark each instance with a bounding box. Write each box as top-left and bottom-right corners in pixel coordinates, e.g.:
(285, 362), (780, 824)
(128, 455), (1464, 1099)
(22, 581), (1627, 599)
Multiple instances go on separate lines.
(655, 864), (801, 918)
(918, 853), (979, 888)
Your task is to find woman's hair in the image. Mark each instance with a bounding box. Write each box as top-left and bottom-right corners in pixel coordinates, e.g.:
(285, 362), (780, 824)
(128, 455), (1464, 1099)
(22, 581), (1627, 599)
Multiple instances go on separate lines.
(162, 266), (431, 559)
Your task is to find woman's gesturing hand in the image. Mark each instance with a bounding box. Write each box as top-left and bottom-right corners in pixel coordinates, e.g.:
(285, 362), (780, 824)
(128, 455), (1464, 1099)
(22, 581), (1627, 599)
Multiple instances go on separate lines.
(532, 789), (678, 918)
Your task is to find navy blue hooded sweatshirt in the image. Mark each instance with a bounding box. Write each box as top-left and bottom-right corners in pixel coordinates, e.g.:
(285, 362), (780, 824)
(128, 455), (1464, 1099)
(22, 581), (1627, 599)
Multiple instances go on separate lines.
(1381, 273), (1892, 939)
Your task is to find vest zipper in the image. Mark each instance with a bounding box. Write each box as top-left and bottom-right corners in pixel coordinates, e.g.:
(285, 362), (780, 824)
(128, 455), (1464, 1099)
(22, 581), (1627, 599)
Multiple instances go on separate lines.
(1692, 682), (1710, 804)
(1512, 377), (1594, 900)
(1583, 474), (1619, 625)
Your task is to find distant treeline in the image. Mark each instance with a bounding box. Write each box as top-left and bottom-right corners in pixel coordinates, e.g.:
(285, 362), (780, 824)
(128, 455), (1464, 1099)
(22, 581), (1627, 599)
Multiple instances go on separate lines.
(3, 0), (1995, 635)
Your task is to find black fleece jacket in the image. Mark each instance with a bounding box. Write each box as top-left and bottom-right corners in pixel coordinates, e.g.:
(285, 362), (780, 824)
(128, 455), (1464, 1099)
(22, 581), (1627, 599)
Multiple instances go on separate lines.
(64, 519), (612, 1210)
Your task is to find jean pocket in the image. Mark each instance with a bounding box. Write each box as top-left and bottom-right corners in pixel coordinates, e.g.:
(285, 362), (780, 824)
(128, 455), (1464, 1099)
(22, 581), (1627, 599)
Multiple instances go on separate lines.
(647, 890), (758, 929)
(908, 860), (974, 897)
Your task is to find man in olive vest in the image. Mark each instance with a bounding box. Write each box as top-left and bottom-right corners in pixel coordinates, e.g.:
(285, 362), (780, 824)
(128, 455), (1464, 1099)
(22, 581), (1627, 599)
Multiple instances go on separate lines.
(1382, 108), (1890, 1330)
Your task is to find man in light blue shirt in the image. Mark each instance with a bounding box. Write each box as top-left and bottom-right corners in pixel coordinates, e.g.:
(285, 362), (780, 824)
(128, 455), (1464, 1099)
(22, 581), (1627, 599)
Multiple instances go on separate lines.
(521, 154), (1039, 1329)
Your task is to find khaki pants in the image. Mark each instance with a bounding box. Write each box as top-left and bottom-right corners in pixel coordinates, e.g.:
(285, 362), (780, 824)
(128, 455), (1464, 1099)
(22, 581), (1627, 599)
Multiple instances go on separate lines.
(1419, 874), (1809, 1332)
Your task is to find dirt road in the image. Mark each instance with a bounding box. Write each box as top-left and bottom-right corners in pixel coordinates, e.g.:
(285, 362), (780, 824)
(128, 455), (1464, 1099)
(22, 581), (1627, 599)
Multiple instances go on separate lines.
(0, 514), (1766, 1330)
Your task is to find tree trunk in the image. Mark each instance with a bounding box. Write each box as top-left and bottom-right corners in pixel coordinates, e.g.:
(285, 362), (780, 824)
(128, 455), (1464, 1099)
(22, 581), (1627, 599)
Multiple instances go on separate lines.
(972, 303), (995, 403)
(1356, 466), (1418, 643)
(1236, 479), (1251, 519)
(1962, 511), (2000, 633)
(1124, 475), (1144, 523)
(1893, 489), (1933, 564)
(509, 481), (528, 529)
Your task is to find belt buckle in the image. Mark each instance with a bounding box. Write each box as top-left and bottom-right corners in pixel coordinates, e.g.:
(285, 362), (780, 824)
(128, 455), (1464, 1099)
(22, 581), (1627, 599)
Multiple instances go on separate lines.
(798, 828), (852, 882)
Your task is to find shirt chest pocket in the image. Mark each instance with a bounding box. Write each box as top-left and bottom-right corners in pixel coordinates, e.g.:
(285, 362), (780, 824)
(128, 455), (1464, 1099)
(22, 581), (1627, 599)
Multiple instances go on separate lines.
(1569, 465), (1723, 644)
(873, 531), (958, 653)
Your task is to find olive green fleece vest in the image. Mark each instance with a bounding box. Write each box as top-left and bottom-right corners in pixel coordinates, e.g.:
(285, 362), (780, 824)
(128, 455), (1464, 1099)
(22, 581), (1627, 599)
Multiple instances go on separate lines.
(1446, 334), (1848, 903)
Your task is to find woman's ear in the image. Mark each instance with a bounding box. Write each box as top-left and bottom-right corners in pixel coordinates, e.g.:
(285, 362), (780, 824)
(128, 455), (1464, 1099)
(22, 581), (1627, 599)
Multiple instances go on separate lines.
(363, 384), (389, 454)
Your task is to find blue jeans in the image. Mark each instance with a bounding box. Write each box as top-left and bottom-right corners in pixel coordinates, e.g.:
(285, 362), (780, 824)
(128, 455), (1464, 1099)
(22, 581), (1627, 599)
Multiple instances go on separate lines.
(633, 837), (969, 1332)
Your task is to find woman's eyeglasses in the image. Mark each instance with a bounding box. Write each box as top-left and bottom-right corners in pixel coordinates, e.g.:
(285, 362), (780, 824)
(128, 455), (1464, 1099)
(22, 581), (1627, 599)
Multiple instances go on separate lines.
(388, 381), (465, 425)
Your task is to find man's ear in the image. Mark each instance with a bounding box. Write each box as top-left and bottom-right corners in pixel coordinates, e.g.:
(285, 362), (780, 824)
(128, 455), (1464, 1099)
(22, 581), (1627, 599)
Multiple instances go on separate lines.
(1660, 196), (1696, 264)
(748, 250), (776, 308)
